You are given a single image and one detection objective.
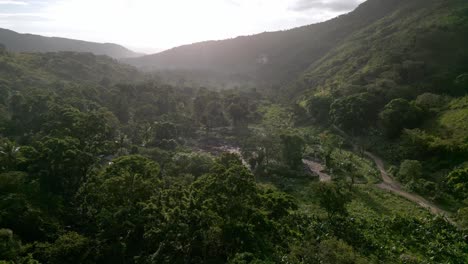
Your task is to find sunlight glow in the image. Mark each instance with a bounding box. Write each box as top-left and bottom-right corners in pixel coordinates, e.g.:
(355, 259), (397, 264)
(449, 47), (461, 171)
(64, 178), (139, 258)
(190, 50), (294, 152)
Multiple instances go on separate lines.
(0, 0), (364, 52)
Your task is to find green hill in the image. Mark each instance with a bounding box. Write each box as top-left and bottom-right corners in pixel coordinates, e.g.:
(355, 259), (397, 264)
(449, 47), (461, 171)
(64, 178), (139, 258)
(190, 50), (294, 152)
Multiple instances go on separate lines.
(294, 0), (468, 99)
(0, 28), (141, 59)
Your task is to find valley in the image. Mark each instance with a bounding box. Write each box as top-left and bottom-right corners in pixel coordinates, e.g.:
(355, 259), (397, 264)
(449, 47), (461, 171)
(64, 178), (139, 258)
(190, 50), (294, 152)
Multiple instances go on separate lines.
(0, 0), (467, 263)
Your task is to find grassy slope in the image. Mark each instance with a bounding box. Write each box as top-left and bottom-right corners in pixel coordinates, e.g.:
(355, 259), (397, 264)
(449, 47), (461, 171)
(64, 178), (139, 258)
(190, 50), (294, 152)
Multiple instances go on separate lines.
(428, 96), (468, 147)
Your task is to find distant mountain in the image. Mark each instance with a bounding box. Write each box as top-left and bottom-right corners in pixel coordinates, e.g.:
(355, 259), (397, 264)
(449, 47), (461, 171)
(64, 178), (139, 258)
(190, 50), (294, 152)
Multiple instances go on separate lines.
(0, 28), (141, 59)
(125, 0), (409, 84)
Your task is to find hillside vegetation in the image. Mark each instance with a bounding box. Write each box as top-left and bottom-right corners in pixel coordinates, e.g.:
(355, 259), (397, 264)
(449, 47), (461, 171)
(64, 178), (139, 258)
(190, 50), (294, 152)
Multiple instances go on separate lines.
(291, 0), (468, 212)
(1, 0), (468, 263)
(0, 28), (141, 59)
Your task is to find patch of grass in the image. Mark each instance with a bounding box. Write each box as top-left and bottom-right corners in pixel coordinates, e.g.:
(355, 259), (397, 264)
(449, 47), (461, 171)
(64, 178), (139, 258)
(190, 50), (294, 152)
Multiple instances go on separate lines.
(348, 186), (430, 220)
(259, 175), (431, 221)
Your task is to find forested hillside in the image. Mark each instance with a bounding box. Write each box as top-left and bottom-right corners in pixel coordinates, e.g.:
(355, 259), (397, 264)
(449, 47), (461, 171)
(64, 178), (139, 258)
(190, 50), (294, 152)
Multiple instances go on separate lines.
(292, 0), (468, 211)
(126, 0), (409, 84)
(1, 0), (468, 263)
(0, 28), (141, 59)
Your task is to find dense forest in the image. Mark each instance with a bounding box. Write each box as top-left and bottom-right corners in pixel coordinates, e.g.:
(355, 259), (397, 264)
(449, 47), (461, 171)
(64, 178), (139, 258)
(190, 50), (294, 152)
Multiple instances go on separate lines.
(1, 0), (468, 263)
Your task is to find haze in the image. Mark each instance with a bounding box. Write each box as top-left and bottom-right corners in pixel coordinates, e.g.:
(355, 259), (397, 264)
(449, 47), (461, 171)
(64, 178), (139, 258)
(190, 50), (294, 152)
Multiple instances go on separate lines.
(0, 0), (364, 53)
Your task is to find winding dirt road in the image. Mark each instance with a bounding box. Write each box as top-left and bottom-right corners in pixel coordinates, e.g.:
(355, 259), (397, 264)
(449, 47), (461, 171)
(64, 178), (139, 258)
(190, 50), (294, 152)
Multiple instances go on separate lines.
(363, 151), (455, 223)
(329, 125), (454, 222)
(215, 141), (454, 223)
(302, 147), (454, 223)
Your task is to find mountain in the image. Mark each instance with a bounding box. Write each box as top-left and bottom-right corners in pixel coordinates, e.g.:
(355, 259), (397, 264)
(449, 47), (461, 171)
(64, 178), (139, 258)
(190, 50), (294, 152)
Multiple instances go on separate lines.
(125, 0), (410, 84)
(0, 28), (141, 59)
(293, 0), (468, 99)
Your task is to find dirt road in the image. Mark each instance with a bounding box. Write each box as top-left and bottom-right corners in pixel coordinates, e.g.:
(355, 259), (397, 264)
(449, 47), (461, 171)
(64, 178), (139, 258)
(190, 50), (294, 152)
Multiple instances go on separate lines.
(363, 151), (454, 222)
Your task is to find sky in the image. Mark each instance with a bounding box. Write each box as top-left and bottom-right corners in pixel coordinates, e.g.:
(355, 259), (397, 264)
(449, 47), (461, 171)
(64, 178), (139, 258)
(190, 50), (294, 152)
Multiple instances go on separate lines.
(0, 0), (365, 53)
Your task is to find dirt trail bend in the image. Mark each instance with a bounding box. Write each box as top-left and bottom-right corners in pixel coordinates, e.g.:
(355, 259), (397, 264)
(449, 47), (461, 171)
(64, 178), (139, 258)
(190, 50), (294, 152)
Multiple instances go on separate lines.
(329, 125), (455, 223)
(364, 151), (454, 221)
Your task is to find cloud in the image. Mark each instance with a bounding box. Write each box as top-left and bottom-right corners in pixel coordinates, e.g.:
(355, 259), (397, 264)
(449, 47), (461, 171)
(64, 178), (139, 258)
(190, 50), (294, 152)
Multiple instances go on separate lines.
(290, 0), (362, 12)
(0, 0), (28, 5)
(0, 12), (48, 21)
(0, 0), (365, 50)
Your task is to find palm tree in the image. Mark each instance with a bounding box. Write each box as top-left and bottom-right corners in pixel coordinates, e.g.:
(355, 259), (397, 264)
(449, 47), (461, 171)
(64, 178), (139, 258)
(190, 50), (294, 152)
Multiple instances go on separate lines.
(0, 140), (20, 171)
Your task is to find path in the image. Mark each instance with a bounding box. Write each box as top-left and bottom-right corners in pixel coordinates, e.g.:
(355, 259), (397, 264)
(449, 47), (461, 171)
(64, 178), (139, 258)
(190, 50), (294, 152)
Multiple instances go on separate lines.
(363, 151), (454, 223)
(303, 159), (332, 182)
(330, 125), (454, 222)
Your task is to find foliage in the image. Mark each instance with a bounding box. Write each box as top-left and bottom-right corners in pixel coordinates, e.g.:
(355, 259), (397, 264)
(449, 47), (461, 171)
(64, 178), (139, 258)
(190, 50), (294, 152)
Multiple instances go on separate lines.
(414, 93), (448, 111)
(305, 95), (332, 124)
(280, 134), (305, 169)
(397, 160), (422, 182)
(0, 229), (20, 261)
(446, 166), (468, 200)
(316, 183), (351, 218)
(2, 2), (468, 261)
(379, 99), (423, 138)
(330, 93), (380, 134)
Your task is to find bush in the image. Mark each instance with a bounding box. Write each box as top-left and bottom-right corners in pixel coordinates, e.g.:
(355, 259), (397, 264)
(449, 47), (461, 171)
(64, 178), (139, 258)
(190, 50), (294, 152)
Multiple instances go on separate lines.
(379, 99), (424, 138)
(398, 160), (422, 182)
(414, 93), (447, 111)
(318, 238), (369, 264)
(330, 93), (380, 134)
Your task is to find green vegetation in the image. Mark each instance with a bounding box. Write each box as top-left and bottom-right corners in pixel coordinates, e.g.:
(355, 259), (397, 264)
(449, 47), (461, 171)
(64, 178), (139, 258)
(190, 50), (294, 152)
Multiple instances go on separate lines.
(1, 0), (468, 263)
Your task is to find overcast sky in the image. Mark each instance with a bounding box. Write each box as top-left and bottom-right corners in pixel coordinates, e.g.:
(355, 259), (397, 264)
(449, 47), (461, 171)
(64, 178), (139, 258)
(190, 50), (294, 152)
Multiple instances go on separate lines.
(0, 0), (365, 53)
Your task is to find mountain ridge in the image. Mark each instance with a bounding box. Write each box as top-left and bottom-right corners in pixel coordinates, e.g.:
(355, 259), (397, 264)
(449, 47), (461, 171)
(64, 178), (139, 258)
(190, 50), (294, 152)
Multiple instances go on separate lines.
(0, 28), (142, 59)
(125, 0), (407, 84)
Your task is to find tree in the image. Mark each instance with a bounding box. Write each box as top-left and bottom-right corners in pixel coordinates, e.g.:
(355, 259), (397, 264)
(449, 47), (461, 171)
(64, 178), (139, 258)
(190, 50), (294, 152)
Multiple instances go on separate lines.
(0, 229), (21, 261)
(414, 93), (447, 111)
(318, 238), (368, 264)
(379, 99), (423, 138)
(34, 232), (91, 264)
(78, 155), (161, 263)
(0, 139), (20, 172)
(203, 101), (228, 131)
(319, 132), (344, 170)
(456, 207), (468, 229)
(228, 103), (249, 130)
(446, 167), (468, 200)
(280, 134), (305, 169)
(335, 152), (359, 190)
(305, 95), (332, 124)
(139, 153), (297, 263)
(152, 122), (177, 146)
(398, 160), (422, 182)
(171, 152), (214, 178)
(316, 183), (350, 218)
(329, 93), (379, 134)
(34, 137), (93, 196)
